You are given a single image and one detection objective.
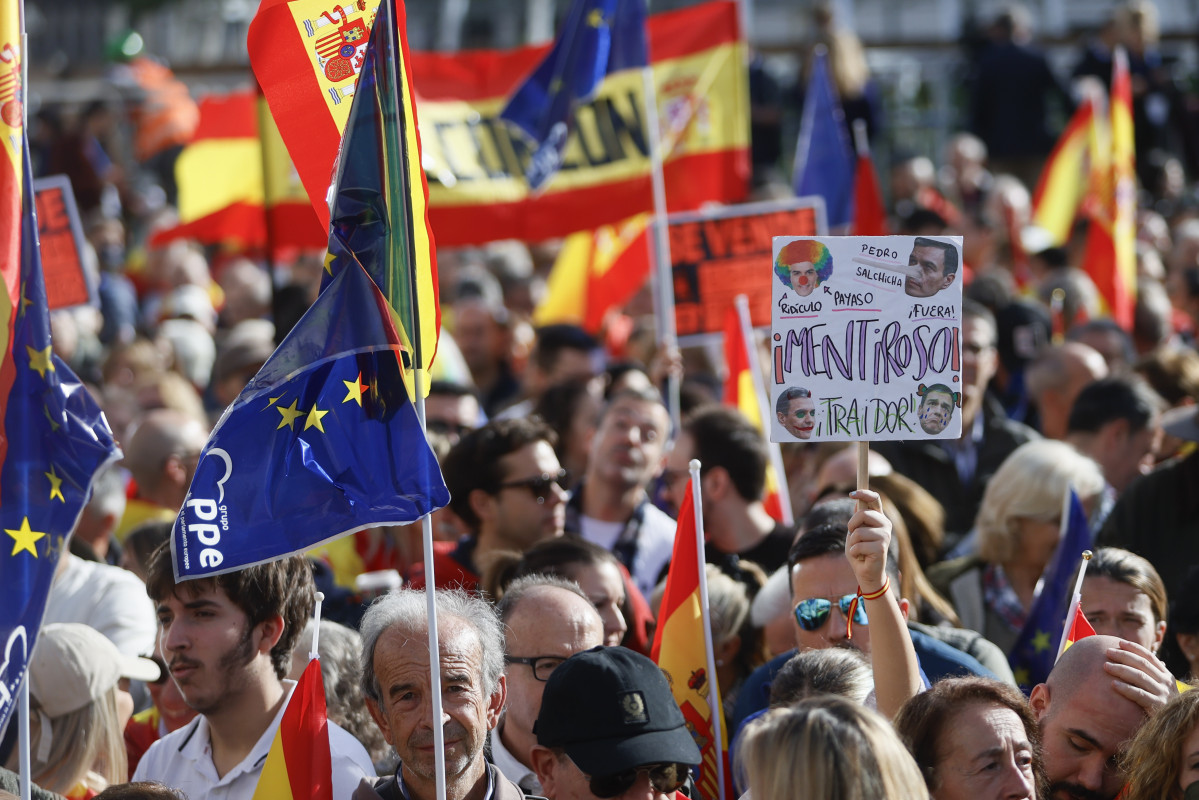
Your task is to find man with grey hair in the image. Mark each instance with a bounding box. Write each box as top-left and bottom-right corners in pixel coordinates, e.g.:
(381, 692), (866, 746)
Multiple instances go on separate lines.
(356, 588), (521, 800)
(492, 576), (604, 793)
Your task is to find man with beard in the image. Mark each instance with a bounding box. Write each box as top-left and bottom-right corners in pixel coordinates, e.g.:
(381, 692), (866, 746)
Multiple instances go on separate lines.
(1031, 634), (1178, 800)
(568, 386), (674, 598)
(354, 587), (522, 800)
(134, 551), (372, 798)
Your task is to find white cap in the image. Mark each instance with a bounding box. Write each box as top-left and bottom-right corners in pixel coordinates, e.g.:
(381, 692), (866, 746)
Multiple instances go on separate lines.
(29, 623), (161, 718)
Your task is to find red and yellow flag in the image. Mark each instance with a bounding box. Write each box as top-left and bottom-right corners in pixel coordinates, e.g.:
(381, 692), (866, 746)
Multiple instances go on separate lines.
(1031, 94), (1096, 247)
(153, 89), (326, 254)
(722, 300), (792, 525)
(0, 0), (22, 461)
(652, 479), (731, 800)
(534, 214), (650, 334)
(1061, 606), (1096, 653)
(851, 126), (887, 237)
(251, 658), (333, 800)
(1080, 48), (1137, 330)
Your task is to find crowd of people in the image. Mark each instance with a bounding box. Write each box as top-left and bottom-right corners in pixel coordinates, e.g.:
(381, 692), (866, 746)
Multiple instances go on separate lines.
(5, 0), (1199, 798)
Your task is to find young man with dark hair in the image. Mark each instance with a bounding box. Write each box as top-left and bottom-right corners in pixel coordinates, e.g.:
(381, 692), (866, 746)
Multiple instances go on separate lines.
(1066, 375), (1164, 498)
(662, 406), (793, 578)
(409, 417), (568, 592)
(134, 550), (372, 798)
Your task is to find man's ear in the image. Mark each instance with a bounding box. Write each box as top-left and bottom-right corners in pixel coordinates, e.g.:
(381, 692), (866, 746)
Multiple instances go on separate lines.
(469, 488), (496, 526)
(486, 674), (506, 730)
(255, 614), (285, 655)
(366, 696), (393, 746)
(530, 746), (559, 797)
(1028, 682), (1051, 721)
(939, 272), (957, 291)
(1153, 620), (1168, 654)
(704, 466), (732, 502)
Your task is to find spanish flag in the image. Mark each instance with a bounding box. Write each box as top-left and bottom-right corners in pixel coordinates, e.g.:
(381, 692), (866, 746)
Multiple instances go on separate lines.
(722, 299), (792, 525)
(1031, 93), (1096, 247)
(251, 658), (333, 800)
(1080, 48), (1137, 330)
(652, 479), (731, 800)
(533, 214), (650, 334)
(1060, 606), (1096, 653)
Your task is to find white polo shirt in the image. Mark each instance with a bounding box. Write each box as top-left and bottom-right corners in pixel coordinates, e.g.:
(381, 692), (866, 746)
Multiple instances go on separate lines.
(133, 680), (373, 800)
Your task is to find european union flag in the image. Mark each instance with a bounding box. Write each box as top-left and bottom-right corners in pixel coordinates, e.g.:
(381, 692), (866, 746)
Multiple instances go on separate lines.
(1008, 489), (1092, 694)
(792, 49), (855, 229)
(500, 0), (648, 190)
(0, 140), (119, 733)
(172, 257), (449, 581)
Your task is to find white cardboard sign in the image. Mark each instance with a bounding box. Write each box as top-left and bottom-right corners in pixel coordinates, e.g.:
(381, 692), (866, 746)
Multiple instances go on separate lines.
(769, 236), (964, 442)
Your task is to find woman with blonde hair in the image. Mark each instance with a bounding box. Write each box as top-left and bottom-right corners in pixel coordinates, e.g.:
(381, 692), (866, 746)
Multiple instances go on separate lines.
(740, 695), (930, 800)
(1120, 689), (1199, 800)
(4, 623), (159, 799)
(929, 440), (1105, 653)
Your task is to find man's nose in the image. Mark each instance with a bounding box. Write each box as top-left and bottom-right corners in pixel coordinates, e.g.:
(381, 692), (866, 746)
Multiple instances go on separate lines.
(999, 758), (1034, 799)
(619, 771), (658, 800)
(825, 608), (849, 642)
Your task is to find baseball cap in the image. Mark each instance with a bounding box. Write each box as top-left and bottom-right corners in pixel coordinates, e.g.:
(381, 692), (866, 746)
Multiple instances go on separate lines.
(534, 646), (701, 776)
(29, 623), (161, 718)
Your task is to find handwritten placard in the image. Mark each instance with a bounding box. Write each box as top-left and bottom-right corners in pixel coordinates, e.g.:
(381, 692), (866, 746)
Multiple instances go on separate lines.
(769, 235), (963, 442)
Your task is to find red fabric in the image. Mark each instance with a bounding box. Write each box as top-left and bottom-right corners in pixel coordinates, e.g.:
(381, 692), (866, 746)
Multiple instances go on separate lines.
(124, 708), (161, 777)
(851, 153), (888, 236)
(406, 540), (481, 592)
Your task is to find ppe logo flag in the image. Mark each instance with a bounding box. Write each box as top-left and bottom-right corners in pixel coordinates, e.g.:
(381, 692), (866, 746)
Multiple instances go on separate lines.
(171, 258), (448, 581)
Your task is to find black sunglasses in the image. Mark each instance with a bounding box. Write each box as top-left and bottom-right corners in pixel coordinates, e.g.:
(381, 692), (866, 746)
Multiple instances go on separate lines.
(576, 760), (690, 798)
(496, 469), (569, 504)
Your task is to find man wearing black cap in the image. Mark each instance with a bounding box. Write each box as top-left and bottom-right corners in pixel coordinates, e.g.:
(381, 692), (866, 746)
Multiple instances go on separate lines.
(529, 647), (701, 800)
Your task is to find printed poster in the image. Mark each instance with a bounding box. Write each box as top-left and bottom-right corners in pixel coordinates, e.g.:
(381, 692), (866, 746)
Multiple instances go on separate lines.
(769, 236), (963, 442)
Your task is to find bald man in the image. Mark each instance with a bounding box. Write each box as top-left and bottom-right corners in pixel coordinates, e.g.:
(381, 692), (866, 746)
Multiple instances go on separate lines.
(118, 409), (210, 536)
(1030, 634), (1178, 800)
(1025, 343), (1109, 440)
(492, 577), (605, 793)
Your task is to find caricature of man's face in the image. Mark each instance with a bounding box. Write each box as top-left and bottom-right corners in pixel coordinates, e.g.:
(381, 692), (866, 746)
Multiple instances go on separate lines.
(778, 395), (817, 439)
(904, 243), (955, 298)
(788, 261), (820, 297)
(918, 390), (955, 434)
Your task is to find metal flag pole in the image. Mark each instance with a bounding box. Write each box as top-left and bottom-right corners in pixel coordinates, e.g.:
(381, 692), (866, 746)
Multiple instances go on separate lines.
(689, 459), (727, 800)
(381, 3), (445, 800)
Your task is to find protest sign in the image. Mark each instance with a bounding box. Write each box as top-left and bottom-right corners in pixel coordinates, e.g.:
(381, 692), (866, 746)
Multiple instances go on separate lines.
(671, 197), (826, 341)
(33, 175), (92, 310)
(769, 235), (963, 442)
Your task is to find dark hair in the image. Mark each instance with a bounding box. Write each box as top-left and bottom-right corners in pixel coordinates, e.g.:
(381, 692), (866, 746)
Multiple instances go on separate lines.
(94, 783), (187, 800)
(1066, 319), (1136, 366)
(1087, 547), (1168, 624)
(787, 499), (899, 593)
(533, 378), (599, 465)
(1066, 375), (1164, 435)
(899, 208), (948, 235)
(489, 536), (623, 600)
(775, 386), (812, 416)
(531, 325), (598, 375)
(769, 648), (872, 707)
(894, 677), (1045, 796)
(683, 406), (767, 502)
(441, 417), (557, 528)
(124, 520), (173, 574)
(145, 546), (315, 681)
(912, 237), (959, 276)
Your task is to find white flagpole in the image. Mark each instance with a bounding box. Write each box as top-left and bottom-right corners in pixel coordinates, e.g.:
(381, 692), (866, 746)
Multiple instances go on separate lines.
(641, 54), (680, 430)
(309, 592), (325, 661)
(1055, 549), (1094, 664)
(19, 670), (30, 800)
(380, 3), (445, 799)
(689, 460), (727, 800)
(734, 295), (793, 526)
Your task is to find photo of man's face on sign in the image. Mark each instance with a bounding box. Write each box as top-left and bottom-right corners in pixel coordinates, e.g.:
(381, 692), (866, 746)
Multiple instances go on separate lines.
(904, 237), (959, 298)
(916, 383), (960, 435)
(775, 239), (834, 298)
(776, 386), (817, 439)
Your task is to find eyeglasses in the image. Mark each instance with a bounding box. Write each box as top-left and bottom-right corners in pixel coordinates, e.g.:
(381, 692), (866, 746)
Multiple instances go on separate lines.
(575, 760), (691, 798)
(496, 469), (569, 504)
(794, 594), (869, 631)
(504, 654), (566, 682)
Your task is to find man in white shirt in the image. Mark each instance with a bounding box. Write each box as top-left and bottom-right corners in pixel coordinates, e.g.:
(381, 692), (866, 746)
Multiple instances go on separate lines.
(133, 550), (371, 799)
(491, 577), (604, 793)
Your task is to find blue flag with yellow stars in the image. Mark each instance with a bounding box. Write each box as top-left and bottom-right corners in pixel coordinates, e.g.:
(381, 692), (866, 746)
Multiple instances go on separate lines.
(171, 257), (449, 581)
(1008, 489), (1092, 694)
(0, 140), (120, 732)
(500, 0), (648, 190)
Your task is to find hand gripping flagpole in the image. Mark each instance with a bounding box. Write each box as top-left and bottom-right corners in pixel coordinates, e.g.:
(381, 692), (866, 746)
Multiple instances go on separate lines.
(381, 4), (446, 800)
(689, 460), (727, 800)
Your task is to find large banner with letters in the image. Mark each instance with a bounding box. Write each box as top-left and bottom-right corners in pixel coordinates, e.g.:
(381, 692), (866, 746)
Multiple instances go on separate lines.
(770, 236), (963, 442)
